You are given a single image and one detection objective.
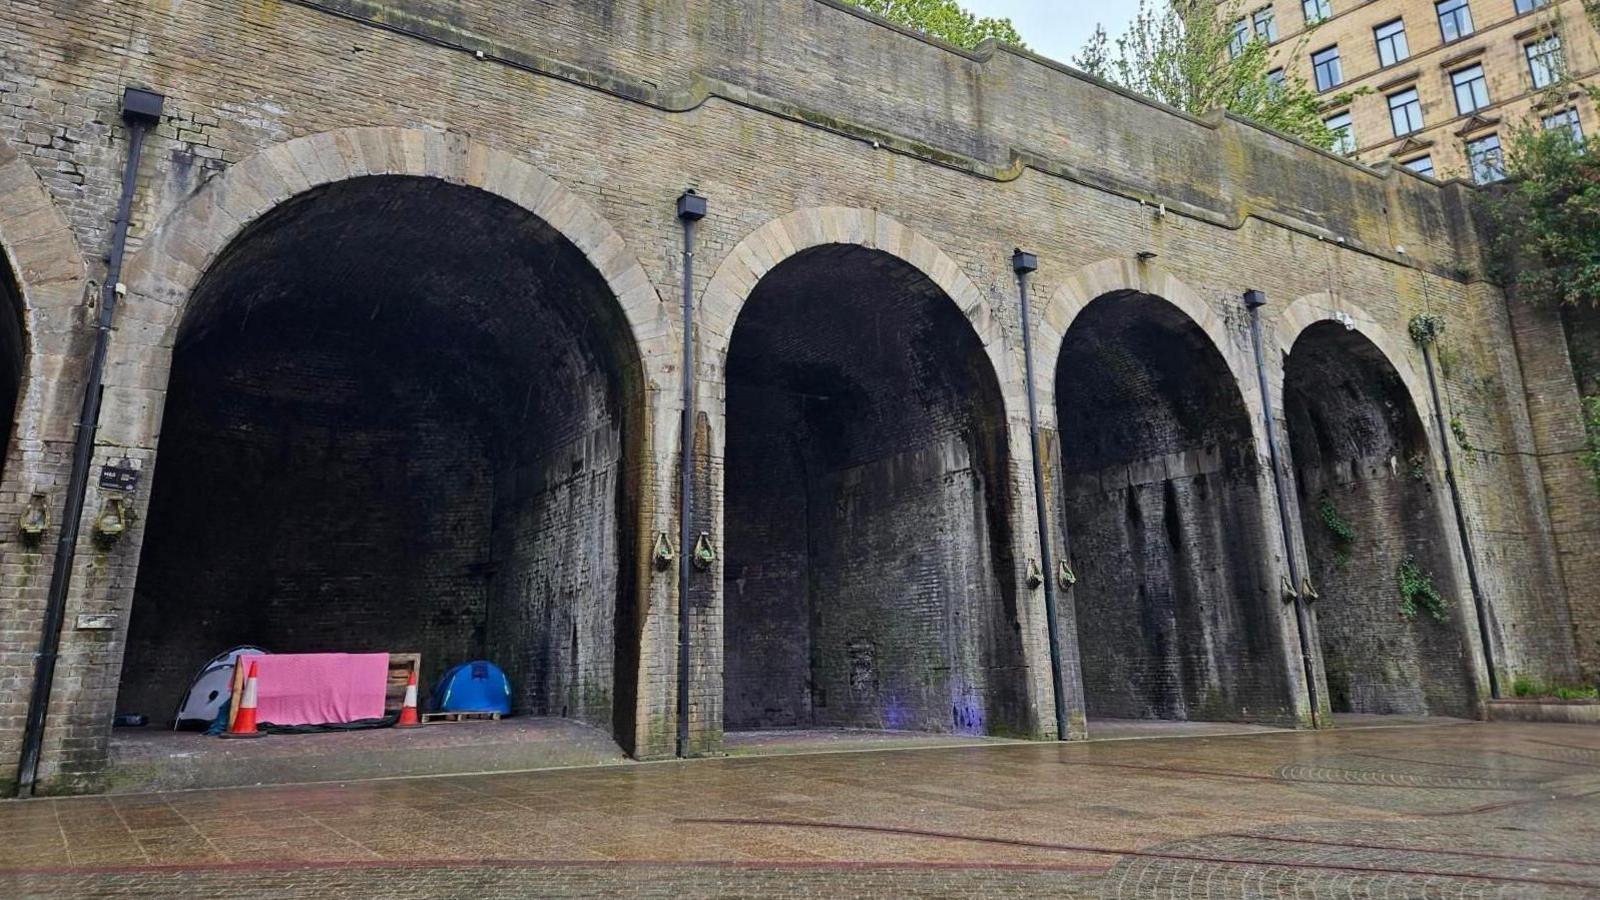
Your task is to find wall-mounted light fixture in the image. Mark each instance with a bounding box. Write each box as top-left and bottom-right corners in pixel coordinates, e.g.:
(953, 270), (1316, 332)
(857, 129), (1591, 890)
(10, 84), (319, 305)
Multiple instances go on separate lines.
(1056, 560), (1077, 590)
(18, 493), (49, 543)
(93, 496), (130, 542)
(1024, 558), (1044, 589)
(692, 532), (717, 571)
(653, 532), (675, 570)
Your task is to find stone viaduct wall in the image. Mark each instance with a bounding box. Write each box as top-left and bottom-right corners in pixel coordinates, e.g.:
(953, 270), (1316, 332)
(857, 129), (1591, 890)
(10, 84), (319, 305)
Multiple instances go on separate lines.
(0, 0), (1593, 793)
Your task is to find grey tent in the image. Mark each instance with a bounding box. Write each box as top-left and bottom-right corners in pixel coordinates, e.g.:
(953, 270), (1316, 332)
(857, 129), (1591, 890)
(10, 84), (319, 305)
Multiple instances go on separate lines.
(173, 646), (266, 729)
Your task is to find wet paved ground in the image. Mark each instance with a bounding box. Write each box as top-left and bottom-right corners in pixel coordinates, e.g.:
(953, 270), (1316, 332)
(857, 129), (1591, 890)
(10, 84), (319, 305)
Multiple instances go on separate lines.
(104, 717), (627, 793)
(4, 721), (1598, 897)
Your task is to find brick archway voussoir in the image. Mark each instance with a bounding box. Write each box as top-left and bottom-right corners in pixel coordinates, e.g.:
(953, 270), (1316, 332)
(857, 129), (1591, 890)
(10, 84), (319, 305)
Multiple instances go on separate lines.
(1277, 293), (1437, 449)
(116, 127), (664, 378)
(1039, 258), (1259, 439)
(699, 207), (1013, 399)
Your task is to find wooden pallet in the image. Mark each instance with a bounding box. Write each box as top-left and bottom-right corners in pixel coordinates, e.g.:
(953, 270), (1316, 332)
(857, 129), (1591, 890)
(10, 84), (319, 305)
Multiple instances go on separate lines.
(385, 653), (421, 714)
(420, 711), (502, 724)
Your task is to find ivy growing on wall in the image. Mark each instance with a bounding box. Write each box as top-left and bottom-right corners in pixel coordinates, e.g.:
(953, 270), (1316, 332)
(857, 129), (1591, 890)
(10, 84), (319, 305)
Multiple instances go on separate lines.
(1449, 414), (1478, 463)
(1317, 496), (1355, 565)
(1583, 395), (1600, 489)
(1408, 313), (1446, 348)
(1396, 554), (1448, 622)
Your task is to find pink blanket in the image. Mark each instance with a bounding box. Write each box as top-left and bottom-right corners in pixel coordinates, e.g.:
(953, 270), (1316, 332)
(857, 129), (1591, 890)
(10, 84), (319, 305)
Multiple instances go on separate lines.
(248, 653), (390, 726)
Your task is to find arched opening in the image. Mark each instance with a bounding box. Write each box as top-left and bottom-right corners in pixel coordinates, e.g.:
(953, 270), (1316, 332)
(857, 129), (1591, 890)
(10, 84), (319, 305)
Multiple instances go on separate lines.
(721, 245), (1026, 738)
(1056, 292), (1293, 725)
(0, 255), (24, 480)
(116, 176), (642, 746)
(1284, 322), (1473, 717)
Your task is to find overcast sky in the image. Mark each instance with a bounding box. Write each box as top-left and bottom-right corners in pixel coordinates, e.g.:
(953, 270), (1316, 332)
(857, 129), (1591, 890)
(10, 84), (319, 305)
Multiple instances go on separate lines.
(963, 0), (1143, 65)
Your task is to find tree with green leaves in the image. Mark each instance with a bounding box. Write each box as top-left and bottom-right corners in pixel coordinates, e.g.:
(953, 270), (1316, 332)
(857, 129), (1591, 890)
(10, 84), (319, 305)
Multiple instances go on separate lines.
(840, 0), (1025, 51)
(1488, 119), (1600, 308)
(1483, 4), (1600, 308)
(1074, 0), (1344, 151)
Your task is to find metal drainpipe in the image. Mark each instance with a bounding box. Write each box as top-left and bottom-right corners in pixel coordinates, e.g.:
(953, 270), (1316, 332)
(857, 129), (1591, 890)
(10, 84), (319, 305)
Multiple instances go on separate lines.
(1419, 341), (1500, 699)
(1243, 290), (1320, 729)
(675, 190), (705, 758)
(17, 88), (164, 796)
(1012, 250), (1069, 741)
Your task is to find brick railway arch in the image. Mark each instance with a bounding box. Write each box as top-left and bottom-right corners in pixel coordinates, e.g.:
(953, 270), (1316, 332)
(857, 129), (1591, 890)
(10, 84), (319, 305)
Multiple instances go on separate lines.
(1277, 296), (1486, 717)
(0, 136), (89, 787)
(98, 128), (666, 752)
(703, 210), (1039, 738)
(0, 137), (89, 518)
(1045, 260), (1301, 727)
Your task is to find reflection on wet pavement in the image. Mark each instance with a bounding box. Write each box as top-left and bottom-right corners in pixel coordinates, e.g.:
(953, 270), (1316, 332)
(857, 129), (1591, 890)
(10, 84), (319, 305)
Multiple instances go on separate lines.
(3, 721), (1597, 897)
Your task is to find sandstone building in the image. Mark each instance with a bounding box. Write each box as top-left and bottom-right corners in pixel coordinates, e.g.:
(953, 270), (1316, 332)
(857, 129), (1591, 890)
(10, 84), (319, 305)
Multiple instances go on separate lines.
(1218, 0), (1600, 179)
(0, 0), (1596, 795)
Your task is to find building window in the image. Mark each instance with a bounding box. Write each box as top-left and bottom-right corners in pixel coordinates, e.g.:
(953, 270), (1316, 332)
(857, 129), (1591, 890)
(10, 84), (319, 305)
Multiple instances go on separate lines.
(1327, 111), (1356, 155)
(1515, 0), (1550, 13)
(1388, 88), (1425, 136)
(1542, 107), (1584, 144)
(1229, 19), (1249, 58)
(1267, 68), (1287, 94)
(1436, 0), (1474, 43)
(1451, 64), (1490, 115)
(1525, 36), (1564, 89)
(1253, 6), (1279, 42)
(1313, 46), (1343, 92)
(1467, 133), (1505, 183)
(1403, 155), (1435, 177)
(1374, 19), (1410, 67)
(1303, 0), (1332, 25)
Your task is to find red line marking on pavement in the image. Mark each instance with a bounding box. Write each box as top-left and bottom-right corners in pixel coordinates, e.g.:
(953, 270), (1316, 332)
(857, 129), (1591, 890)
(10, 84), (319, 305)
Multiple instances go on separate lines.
(1419, 787), (1600, 818)
(1491, 750), (1600, 770)
(0, 857), (1108, 878)
(679, 817), (1600, 891)
(1527, 739), (1600, 755)
(1065, 762), (1300, 784)
(1353, 752), (1560, 777)
(1228, 832), (1600, 869)
(1074, 762), (1524, 791)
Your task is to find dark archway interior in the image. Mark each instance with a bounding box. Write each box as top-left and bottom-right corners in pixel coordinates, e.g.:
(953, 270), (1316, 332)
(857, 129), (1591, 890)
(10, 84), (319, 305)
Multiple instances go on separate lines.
(722, 245), (1026, 735)
(0, 258), (23, 474)
(1284, 322), (1472, 716)
(117, 177), (641, 740)
(1057, 293), (1291, 723)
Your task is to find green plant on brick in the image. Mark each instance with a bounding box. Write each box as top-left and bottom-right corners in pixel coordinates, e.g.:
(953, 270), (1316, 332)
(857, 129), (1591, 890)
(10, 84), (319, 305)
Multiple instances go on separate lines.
(1583, 395), (1600, 490)
(1449, 414), (1478, 466)
(1396, 554), (1448, 622)
(1317, 496), (1355, 565)
(1408, 453), (1428, 481)
(1408, 313), (1446, 347)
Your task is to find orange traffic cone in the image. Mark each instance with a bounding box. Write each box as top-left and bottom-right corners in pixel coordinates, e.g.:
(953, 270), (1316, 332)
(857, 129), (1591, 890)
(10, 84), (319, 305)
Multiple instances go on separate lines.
(222, 660), (264, 739)
(396, 670), (421, 728)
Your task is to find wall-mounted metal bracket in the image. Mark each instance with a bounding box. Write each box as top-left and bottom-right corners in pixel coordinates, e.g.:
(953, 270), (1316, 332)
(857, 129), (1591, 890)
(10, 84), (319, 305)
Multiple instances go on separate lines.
(1300, 577), (1320, 603)
(653, 532), (675, 570)
(692, 532), (717, 570)
(18, 493), (49, 544)
(1279, 574), (1299, 604)
(1025, 558), (1044, 589)
(93, 496), (130, 542)
(1056, 560), (1077, 589)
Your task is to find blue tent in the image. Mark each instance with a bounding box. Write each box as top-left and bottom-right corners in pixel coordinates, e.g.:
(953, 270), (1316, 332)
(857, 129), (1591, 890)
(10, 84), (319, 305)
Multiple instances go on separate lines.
(431, 661), (512, 715)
